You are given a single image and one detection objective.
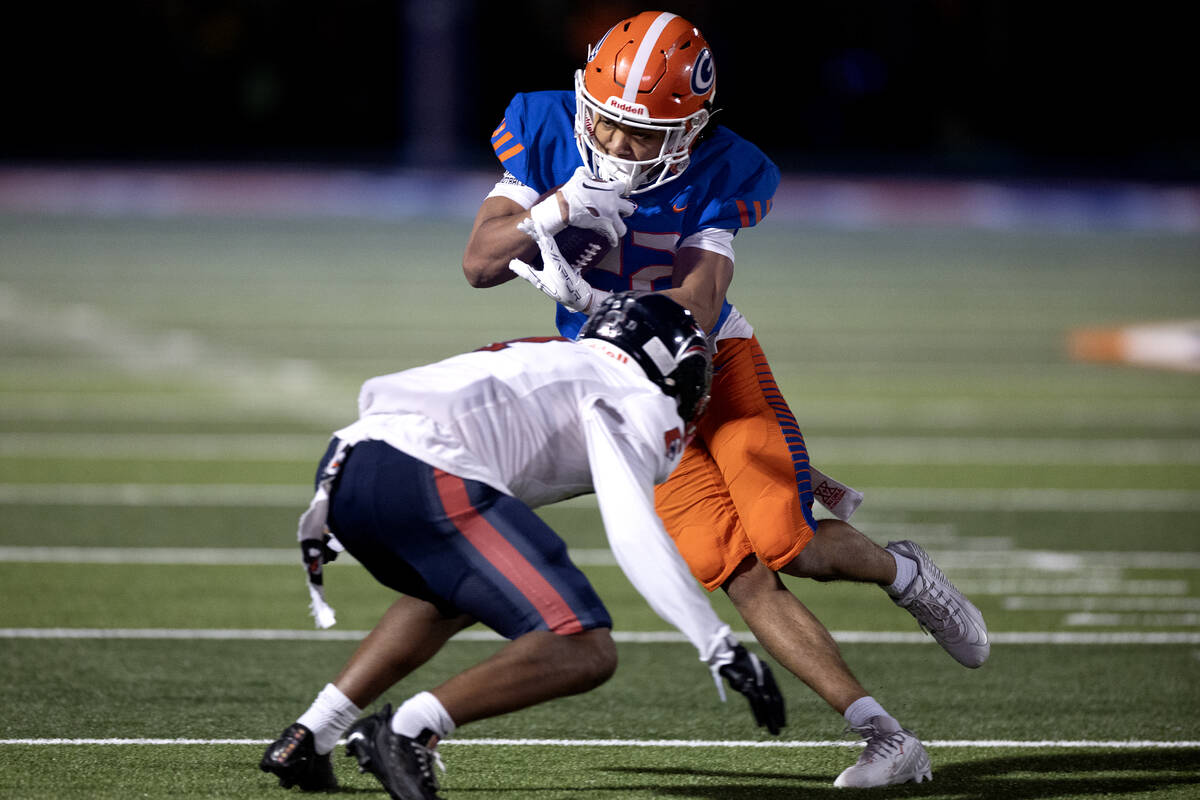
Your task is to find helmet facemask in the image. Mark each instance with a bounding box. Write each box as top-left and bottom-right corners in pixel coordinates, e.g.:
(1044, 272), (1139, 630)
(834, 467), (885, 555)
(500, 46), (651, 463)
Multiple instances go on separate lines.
(573, 71), (711, 196)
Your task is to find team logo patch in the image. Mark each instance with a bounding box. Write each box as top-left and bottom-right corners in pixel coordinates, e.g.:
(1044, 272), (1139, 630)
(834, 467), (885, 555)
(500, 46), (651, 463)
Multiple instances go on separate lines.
(813, 479), (846, 509)
(663, 428), (683, 460)
(691, 48), (715, 96)
(589, 25), (616, 63)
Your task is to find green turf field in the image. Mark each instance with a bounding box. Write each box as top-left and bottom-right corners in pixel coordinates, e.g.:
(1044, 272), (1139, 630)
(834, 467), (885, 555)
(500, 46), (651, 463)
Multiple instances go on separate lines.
(1, 211), (1198, 799)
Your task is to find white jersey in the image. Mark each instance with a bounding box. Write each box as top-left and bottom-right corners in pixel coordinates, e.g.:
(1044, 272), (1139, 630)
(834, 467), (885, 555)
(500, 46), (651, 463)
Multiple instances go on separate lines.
(330, 337), (730, 662)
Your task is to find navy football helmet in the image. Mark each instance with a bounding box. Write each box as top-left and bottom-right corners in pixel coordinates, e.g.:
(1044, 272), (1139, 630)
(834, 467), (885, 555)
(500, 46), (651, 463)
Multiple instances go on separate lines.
(579, 291), (712, 423)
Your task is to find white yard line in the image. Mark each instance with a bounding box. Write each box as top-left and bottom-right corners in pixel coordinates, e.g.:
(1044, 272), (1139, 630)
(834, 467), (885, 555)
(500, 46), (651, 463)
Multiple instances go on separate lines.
(1, 736), (1197, 748)
(0, 483), (308, 506)
(1065, 612), (1200, 627)
(1005, 597), (1200, 611)
(2, 484), (1199, 510)
(0, 433), (322, 460)
(0, 286), (347, 427)
(3, 546), (1199, 569)
(3, 628), (1199, 644)
(806, 436), (1200, 465)
(955, 578), (1189, 595)
(0, 546), (322, 565)
(4, 432), (1198, 464)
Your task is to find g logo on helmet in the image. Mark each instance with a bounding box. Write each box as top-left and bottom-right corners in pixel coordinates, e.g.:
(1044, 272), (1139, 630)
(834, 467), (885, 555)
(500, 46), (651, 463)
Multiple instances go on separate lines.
(588, 25), (615, 64)
(690, 48), (715, 97)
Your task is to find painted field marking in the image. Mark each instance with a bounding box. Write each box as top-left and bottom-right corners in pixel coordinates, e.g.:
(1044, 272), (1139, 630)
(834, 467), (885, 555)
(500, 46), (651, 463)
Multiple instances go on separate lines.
(0, 432), (321, 460)
(3, 628), (1200, 645)
(2, 737), (1197, 749)
(1065, 612), (1200, 627)
(3, 546), (1198, 570)
(4, 432), (1198, 464)
(1005, 597), (1200, 611)
(808, 436), (1200, 465)
(7, 392), (1200, 429)
(2, 484), (1199, 511)
(0, 287), (344, 427)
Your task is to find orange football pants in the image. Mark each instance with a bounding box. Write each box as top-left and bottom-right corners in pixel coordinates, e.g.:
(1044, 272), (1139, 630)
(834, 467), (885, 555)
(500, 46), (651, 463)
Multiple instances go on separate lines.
(654, 335), (818, 591)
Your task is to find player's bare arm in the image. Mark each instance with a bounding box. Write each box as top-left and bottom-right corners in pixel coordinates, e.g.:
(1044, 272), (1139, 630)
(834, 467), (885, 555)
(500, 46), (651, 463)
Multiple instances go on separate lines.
(464, 170), (634, 289)
(462, 195), (539, 288)
(662, 246), (734, 334)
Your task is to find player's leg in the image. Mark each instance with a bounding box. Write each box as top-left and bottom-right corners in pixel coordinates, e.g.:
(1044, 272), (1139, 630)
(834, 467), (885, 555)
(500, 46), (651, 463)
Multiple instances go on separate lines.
(690, 336), (819, 576)
(657, 427), (888, 714)
(691, 338), (895, 584)
(685, 338), (934, 786)
(261, 594), (470, 791)
(657, 469), (929, 789)
(781, 518), (896, 584)
(333, 594), (475, 709)
(704, 337), (989, 668)
(261, 438), (373, 791)
(783, 521), (989, 667)
(343, 627), (616, 800)
(721, 554), (866, 714)
(332, 443), (617, 798)
(654, 432), (752, 591)
(421, 627), (617, 727)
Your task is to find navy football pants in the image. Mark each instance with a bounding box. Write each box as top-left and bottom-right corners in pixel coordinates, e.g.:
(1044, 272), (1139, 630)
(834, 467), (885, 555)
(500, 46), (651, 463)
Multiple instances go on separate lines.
(319, 439), (612, 639)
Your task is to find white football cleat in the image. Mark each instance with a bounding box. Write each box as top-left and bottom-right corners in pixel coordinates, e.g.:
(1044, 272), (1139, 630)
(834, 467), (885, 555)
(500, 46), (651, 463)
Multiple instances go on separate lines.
(887, 540), (990, 668)
(834, 716), (931, 788)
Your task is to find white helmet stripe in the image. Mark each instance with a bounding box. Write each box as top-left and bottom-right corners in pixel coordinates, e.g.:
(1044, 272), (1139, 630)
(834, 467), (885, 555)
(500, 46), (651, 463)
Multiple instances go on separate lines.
(621, 12), (678, 104)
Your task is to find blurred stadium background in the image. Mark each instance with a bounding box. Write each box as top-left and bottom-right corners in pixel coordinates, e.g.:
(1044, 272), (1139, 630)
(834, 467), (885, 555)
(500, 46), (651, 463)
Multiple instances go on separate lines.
(4, 0), (1196, 361)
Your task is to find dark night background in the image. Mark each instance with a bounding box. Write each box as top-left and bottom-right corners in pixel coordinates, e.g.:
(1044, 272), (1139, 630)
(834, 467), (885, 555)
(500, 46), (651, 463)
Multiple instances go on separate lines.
(4, 0), (1197, 184)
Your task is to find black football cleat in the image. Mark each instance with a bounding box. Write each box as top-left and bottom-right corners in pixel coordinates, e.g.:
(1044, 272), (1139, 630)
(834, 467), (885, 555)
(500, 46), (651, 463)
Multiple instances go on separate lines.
(260, 722), (338, 791)
(345, 704), (444, 800)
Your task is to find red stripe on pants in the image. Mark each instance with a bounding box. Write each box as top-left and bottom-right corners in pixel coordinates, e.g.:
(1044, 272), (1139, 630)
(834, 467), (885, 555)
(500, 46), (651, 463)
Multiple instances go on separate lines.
(433, 469), (583, 635)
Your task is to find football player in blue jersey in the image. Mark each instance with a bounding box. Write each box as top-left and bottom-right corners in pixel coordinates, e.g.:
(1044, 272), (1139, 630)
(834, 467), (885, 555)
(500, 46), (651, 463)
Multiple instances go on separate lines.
(463, 10), (990, 788)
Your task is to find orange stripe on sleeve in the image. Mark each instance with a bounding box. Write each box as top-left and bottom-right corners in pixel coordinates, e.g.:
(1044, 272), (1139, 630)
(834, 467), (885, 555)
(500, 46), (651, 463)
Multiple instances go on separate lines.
(497, 143), (525, 162)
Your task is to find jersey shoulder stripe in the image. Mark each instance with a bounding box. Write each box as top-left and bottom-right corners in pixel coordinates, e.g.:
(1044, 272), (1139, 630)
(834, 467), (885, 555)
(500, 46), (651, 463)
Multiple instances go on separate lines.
(683, 128), (781, 231)
(491, 121), (525, 164)
(490, 91), (579, 195)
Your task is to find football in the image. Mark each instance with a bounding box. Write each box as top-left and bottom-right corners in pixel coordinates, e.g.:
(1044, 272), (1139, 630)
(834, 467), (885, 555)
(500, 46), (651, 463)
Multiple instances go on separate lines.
(531, 225), (613, 272)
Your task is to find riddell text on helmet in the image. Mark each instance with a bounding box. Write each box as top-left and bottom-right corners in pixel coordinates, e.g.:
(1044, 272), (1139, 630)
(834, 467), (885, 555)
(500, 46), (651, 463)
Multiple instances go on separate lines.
(604, 98), (648, 117)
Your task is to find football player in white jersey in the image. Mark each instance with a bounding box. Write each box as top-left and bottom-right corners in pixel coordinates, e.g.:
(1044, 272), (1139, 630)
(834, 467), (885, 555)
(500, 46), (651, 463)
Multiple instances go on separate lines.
(259, 293), (783, 799)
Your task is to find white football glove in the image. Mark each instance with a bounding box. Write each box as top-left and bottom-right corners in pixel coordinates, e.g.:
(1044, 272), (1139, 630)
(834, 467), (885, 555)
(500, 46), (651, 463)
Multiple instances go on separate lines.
(509, 217), (596, 312)
(528, 165), (636, 248)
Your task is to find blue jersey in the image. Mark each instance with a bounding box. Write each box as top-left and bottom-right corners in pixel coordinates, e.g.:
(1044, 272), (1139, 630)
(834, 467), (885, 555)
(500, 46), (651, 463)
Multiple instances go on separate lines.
(490, 90), (781, 339)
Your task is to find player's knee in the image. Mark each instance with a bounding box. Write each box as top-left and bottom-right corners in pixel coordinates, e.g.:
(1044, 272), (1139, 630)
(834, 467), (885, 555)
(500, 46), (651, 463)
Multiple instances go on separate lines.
(722, 555), (784, 606)
(782, 519), (868, 581)
(784, 546), (836, 580)
(568, 628), (618, 690)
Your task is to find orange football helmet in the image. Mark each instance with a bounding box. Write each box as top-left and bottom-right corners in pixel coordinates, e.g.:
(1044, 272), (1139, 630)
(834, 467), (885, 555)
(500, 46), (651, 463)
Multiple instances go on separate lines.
(574, 11), (716, 194)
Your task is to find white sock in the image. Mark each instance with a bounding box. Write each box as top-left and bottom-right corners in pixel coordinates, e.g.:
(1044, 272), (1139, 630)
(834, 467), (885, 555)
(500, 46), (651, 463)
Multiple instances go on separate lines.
(885, 552), (918, 597)
(296, 683), (362, 755)
(843, 696), (894, 729)
(391, 691), (457, 741)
